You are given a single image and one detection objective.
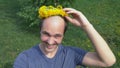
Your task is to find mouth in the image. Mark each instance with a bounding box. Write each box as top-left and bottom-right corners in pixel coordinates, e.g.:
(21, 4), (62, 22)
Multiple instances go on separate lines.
(46, 45), (55, 49)
(40, 42), (59, 53)
(43, 42), (57, 49)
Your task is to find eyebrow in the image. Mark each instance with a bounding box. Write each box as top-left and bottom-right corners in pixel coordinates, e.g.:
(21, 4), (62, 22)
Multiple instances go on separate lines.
(41, 31), (63, 37)
(41, 31), (50, 36)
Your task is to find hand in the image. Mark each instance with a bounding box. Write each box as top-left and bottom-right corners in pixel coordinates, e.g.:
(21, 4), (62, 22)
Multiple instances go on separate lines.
(64, 8), (91, 28)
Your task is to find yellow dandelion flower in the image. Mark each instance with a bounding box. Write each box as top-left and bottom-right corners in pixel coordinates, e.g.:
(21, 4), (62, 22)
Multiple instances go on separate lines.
(38, 5), (68, 19)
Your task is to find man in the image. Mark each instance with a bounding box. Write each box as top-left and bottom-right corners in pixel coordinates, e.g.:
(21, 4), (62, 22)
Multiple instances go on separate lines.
(14, 8), (116, 68)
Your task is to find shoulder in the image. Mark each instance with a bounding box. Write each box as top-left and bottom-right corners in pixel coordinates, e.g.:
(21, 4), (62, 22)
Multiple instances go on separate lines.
(60, 45), (87, 55)
(62, 45), (86, 52)
(24, 45), (40, 55)
(60, 45), (87, 66)
(14, 44), (40, 62)
(13, 45), (41, 68)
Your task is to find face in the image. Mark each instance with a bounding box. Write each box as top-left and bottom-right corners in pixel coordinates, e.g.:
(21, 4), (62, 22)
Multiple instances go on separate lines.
(40, 16), (65, 53)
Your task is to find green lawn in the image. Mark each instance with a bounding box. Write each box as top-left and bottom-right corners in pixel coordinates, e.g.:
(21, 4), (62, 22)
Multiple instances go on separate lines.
(0, 0), (120, 68)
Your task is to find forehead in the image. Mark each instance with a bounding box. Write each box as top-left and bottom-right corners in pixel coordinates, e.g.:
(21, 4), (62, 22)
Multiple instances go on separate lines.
(41, 16), (65, 34)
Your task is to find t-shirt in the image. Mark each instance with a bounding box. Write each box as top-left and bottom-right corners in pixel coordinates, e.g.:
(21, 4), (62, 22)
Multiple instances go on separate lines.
(13, 44), (87, 68)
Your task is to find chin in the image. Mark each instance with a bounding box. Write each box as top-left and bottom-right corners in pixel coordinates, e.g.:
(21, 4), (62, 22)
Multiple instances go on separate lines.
(45, 45), (58, 53)
(45, 48), (55, 53)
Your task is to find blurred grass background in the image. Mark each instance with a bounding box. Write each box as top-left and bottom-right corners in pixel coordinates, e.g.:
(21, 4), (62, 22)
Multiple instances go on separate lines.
(0, 0), (120, 68)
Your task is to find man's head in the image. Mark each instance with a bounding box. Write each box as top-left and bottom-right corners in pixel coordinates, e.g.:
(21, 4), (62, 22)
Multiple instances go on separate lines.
(40, 16), (67, 53)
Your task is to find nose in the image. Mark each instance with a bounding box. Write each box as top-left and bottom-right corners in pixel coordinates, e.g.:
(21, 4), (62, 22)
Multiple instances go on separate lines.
(47, 37), (55, 45)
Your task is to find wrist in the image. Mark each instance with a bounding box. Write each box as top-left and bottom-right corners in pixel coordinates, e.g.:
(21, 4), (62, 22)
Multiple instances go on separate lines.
(81, 23), (93, 31)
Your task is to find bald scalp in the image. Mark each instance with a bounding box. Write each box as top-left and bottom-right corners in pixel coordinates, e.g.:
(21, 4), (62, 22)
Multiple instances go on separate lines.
(43, 16), (65, 23)
(40, 16), (68, 34)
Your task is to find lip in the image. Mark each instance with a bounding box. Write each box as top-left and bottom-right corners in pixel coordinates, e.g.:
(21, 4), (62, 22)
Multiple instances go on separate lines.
(47, 45), (54, 49)
(42, 42), (58, 49)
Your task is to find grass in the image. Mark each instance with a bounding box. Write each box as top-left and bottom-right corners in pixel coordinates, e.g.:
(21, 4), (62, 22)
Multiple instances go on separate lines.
(0, 0), (120, 68)
(0, 0), (40, 68)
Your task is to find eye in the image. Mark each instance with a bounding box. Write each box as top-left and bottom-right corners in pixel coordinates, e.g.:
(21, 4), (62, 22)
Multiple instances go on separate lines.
(41, 31), (50, 37)
(54, 34), (62, 39)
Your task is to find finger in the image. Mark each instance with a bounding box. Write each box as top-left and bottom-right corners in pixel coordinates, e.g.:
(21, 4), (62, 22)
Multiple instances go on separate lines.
(64, 8), (80, 15)
(64, 8), (75, 13)
(65, 16), (81, 27)
(64, 16), (73, 23)
(63, 8), (75, 11)
(66, 11), (75, 14)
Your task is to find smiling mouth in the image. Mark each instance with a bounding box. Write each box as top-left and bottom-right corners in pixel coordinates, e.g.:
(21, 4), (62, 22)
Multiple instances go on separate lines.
(46, 45), (54, 49)
(44, 42), (57, 46)
(45, 43), (58, 49)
